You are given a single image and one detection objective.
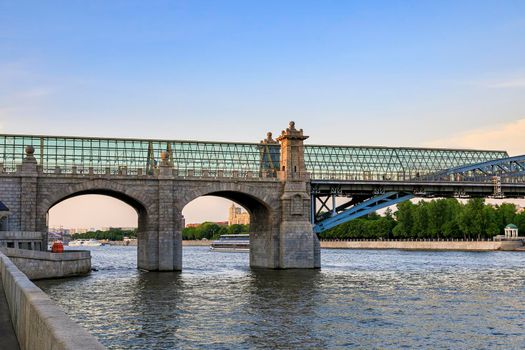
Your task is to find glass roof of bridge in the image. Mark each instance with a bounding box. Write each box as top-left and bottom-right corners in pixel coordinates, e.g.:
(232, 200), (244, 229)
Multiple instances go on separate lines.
(304, 145), (508, 181)
(0, 134), (509, 180)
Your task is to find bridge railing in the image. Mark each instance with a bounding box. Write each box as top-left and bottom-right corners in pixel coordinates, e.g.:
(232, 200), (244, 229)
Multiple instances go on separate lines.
(0, 162), (279, 180)
(3, 163), (525, 183)
(310, 171), (525, 184)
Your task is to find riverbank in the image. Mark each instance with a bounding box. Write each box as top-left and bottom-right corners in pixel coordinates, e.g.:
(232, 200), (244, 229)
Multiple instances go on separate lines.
(99, 239), (525, 251)
(1, 247), (91, 280)
(0, 250), (105, 350)
(320, 240), (524, 251)
(183, 239), (525, 251)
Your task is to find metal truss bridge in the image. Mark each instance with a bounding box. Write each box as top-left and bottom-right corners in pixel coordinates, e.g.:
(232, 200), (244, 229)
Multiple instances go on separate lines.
(1, 134), (523, 234)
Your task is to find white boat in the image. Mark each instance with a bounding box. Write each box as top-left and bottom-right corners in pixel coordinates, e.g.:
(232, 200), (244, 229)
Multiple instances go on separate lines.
(210, 234), (249, 252)
(68, 239), (103, 247)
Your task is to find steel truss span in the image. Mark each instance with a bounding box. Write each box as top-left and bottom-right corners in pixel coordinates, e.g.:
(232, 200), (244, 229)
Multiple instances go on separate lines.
(0, 134), (508, 180)
(304, 145), (508, 181)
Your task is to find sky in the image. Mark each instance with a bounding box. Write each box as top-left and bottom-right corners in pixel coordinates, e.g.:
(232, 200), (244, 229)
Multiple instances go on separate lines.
(1, 1), (525, 228)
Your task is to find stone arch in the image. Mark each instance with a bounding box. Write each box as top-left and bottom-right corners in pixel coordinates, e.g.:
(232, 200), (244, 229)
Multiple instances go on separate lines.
(41, 179), (152, 215)
(178, 182), (281, 268)
(37, 179), (155, 267)
(177, 182), (279, 213)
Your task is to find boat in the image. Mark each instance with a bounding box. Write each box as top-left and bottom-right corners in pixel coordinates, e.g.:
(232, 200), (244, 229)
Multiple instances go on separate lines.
(210, 234), (249, 252)
(68, 239), (103, 247)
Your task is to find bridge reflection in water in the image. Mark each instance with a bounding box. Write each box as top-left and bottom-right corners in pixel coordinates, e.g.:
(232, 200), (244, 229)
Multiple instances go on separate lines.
(1, 122), (524, 271)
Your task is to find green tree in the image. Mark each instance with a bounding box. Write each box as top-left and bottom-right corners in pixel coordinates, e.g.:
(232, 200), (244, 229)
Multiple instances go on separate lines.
(392, 201), (416, 238)
(459, 198), (485, 239)
(495, 203), (517, 234)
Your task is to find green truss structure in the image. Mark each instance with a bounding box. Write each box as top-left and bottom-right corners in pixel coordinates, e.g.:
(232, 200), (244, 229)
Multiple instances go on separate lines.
(305, 145), (508, 181)
(0, 134), (509, 180)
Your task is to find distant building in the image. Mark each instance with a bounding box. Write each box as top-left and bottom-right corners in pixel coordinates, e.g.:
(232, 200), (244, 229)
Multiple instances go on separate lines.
(494, 223), (524, 241)
(504, 224), (519, 238)
(228, 203), (250, 225)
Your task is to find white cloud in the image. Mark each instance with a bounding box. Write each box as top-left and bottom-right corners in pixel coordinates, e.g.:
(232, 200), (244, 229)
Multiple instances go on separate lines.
(484, 78), (525, 89)
(426, 118), (525, 156)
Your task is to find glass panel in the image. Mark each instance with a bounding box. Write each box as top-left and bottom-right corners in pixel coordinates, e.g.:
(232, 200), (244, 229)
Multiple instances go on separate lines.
(0, 134), (509, 180)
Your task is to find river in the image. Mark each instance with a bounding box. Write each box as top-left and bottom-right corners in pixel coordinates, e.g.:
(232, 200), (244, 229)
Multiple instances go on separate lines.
(36, 246), (525, 349)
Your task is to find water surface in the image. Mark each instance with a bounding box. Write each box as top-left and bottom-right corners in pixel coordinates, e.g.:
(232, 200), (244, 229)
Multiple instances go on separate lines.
(37, 246), (525, 349)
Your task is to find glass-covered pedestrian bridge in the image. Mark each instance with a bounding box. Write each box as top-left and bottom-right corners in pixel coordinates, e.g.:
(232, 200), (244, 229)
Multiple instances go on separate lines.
(0, 134), (508, 181)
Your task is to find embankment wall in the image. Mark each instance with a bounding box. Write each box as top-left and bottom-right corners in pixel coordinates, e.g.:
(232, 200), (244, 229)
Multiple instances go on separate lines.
(0, 250), (105, 350)
(0, 247), (91, 280)
(320, 240), (524, 251)
(182, 240), (211, 246)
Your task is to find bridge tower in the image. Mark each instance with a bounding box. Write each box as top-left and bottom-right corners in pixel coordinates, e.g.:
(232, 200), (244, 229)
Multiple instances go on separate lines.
(276, 122), (320, 268)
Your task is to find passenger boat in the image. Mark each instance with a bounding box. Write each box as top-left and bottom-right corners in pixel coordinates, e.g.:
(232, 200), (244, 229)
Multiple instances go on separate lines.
(210, 234), (249, 252)
(68, 239), (103, 247)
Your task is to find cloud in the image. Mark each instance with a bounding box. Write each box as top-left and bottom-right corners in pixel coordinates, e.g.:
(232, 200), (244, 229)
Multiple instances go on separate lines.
(484, 78), (525, 89)
(456, 71), (525, 89)
(426, 118), (525, 156)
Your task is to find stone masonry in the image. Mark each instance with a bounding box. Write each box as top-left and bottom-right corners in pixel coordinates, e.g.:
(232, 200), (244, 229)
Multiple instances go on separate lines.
(0, 123), (320, 270)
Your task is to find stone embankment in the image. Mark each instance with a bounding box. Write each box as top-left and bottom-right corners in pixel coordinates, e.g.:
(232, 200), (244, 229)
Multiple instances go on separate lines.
(182, 239), (525, 251)
(182, 240), (211, 246)
(105, 240), (137, 246)
(0, 247), (91, 280)
(320, 239), (524, 251)
(106, 240), (209, 246)
(0, 250), (105, 350)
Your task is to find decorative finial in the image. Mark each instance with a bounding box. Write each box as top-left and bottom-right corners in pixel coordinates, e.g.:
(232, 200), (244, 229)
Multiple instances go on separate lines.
(289, 121), (296, 130)
(25, 145), (35, 157)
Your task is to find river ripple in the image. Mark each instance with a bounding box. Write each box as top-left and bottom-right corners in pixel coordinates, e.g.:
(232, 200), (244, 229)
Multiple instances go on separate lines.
(36, 247), (525, 349)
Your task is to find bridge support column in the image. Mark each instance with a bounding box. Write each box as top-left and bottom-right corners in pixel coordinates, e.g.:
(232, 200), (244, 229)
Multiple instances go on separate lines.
(278, 181), (320, 268)
(19, 146), (47, 250)
(275, 122), (320, 269)
(138, 151), (181, 271)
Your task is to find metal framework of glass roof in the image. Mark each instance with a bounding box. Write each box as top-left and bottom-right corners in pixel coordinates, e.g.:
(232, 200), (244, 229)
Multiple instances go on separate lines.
(0, 134), (509, 180)
(305, 145), (508, 181)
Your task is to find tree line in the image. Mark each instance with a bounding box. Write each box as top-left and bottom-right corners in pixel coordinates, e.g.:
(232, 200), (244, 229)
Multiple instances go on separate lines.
(183, 223), (249, 240)
(72, 224), (250, 241)
(320, 198), (524, 240)
(72, 227), (137, 241)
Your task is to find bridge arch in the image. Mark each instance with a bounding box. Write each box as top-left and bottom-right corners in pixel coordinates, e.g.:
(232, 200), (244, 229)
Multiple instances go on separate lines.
(39, 179), (151, 221)
(178, 182), (281, 269)
(37, 180), (154, 266)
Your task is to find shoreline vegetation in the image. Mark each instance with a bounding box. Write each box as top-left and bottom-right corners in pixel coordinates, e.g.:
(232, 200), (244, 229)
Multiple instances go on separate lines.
(71, 224), (250, 242)
(320, 198), (524, 241)
(71, 198), (524, 246)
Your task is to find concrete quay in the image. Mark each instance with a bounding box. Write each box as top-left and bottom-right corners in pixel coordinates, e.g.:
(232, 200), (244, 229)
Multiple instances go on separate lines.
(320, 239), (524, 251)
(0, 247), (91, 280)
(0, 250), (105, 350)
(183, 240), (212, 246)
(184, 239), (525, 251)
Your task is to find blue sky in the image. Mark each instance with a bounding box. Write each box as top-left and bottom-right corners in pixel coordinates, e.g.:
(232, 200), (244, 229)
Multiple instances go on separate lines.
(2, 1), (525, 226)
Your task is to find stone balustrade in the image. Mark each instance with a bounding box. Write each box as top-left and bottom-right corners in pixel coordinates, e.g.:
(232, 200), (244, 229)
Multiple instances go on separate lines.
(0, 250), (105, 350)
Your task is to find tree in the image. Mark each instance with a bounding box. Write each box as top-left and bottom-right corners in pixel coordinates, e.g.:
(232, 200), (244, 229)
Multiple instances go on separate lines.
(393, 201), (416, 238)
(459, 198), (485, 239)
(495, 203), (517, 234)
